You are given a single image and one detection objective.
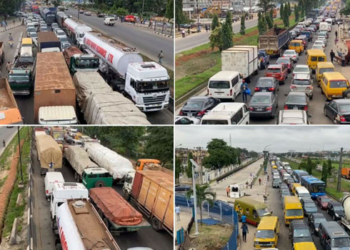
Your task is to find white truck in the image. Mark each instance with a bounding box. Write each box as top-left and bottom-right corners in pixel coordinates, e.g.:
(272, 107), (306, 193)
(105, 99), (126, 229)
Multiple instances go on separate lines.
(84, 142), (135, 183)
(55, 199), (120, 250)
(341, 194), (350, 234)
(44, 172), (64, 200)
(73, 72), (150, 124)
(319, 22), (330, 32)
(221, 45), (259, 82)
(82, 31), (170, 112)
(63, 18), (92, 47)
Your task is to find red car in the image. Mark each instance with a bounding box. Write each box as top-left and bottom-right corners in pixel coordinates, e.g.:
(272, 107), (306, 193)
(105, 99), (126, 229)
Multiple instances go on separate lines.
(265, 64), (288, 83)
(276, 57), (293, 73)
(316, 195), (331, 210)
(124, 15), (136, 22)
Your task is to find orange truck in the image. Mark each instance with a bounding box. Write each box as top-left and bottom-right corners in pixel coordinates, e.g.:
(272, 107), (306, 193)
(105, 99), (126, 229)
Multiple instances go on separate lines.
(341, 168), (350, 179)
(0, 78), (23, 124)
(125, 170), (173, 235)
(135, 159), (161, 170)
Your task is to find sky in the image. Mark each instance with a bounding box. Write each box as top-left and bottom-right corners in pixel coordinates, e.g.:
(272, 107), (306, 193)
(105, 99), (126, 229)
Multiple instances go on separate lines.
(175, 126), (350, 153)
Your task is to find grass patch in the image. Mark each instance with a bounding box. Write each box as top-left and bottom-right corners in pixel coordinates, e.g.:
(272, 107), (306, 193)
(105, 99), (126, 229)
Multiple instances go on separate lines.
(2, 127), (31, 237)
(190, 223), (232, 249)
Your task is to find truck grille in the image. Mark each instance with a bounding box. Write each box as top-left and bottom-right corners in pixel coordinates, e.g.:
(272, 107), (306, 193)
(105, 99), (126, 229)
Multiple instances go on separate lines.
(143, 95), (166, 105)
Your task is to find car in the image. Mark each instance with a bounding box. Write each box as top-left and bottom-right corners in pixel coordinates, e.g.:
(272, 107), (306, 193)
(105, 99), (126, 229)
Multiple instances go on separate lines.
(293, 65), (311, 78)
(175, 116), (200, 125)
(335, 19), (343, 24)
(84, 11), (91, 16)
(318, 30), (329, 38)
(277, 110), (310, 125)
(179, 96), (220, 118)
(327, 201), (345, 221)
(175, 185), (191, 192)
(289, 30), (297, 39)
(175, 194), (194, 207)
(26, 27), (36, 36)
(314, 40), (326, 48)
(28, 32), (38, 46)
(54, 29), (66, 37)
(323, 99), (350, 124)
(248, 92), (278, 118)
(39, 26), (48, 32)
(258, 50), (270, 69)
(312, 44), (325, 51)
(289, 220), (313, 244)
(276, 57), (293, 72)
(265, 64), (288, 84)
(317, 36), (328, 46)
(58, 36), (71, 50)
(295, 35), (308, 49)
(284, 92), (309, 113)
(272, 179), (281, 188)
(300, 198), (317, 216)
(255, 77), (279, 93)
(281, 189), (291, 199)
(290, 77), (314, 100)
(308, 213), (327, 235)
(51, 23), (59, 29)
(285, 177), (295, 186)
(79, 10), (84, 14)
(283, 50), (299, 62)
(316, 195), (331, 210)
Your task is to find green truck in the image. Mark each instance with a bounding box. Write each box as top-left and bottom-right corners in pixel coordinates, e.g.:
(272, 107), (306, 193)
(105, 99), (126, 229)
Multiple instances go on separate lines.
(8, 46), (35, 95)
(62, 46), (99, 76)
(63, 146), (113, 189)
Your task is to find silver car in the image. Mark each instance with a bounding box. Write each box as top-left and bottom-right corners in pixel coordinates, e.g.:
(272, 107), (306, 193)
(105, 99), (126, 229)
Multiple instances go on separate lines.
(290, 77), (314, 100)
(277, 110), (311, 125)
(283, 50), (299, 62)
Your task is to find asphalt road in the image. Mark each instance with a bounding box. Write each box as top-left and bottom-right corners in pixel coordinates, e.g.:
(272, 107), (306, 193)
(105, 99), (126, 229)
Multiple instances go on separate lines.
(0, 126), (17, 156)
(175, 17), (259, 53)
(31, 141), (173, 250)
(176, 25), (341, 124)
(65, 8), (174, 70)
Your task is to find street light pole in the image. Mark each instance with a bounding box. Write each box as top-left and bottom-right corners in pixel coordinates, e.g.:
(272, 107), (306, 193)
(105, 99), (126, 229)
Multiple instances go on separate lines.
(17, 127), (23, 183)
(190, 159), (199, 235)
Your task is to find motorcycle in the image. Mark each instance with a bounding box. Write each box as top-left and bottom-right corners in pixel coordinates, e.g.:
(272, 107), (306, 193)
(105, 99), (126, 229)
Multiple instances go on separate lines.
(9, 40), (14, 49)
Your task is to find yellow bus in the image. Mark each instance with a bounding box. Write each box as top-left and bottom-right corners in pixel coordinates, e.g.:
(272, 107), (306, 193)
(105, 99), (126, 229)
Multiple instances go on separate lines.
(254, 216), (280, 249)
(283, 196), (303, 225)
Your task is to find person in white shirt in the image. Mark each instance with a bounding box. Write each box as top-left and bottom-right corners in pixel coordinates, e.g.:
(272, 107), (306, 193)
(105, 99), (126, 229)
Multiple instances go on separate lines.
(175, 205), (181, 221)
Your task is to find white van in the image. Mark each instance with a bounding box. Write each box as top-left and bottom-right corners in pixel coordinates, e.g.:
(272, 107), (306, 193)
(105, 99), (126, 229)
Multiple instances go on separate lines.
(208, 71), (242, 101)
(295, 186), (311, 200)
(200, 103), (249, 125)
(229, 184), (242, 198)
(44, 172), (65, 200)
(325, 18), (333, 26)
(319, 22), (329, 32)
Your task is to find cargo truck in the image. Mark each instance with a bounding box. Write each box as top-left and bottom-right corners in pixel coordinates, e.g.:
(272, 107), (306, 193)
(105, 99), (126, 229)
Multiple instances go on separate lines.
(38, 32), (61, 52)
(64, 145), (113, 188)
(0, 78), (22, 124)
(56, 11), (67, 28)
(341, 195), (350, 234)
(34, 52), (76, 123)
(35, 133), (62, 175)
(82, 31), (170, 112)
(89, 187), (150, 233)
(73, 71), (150, 124)
(63, 46), (99, 75)
(221, 45), (259, 82)
(8, 46), (35, 95)
(40, 7), (56, 25)
(259, 27), (291, 57)
(341, 168), (350, 179)
(63, 18), (92, 47)
(124, 170), (173, 234)
(84, 142), (135, 182)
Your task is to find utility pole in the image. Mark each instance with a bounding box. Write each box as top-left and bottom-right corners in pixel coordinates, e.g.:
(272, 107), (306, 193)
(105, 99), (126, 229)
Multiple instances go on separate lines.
(337, 147), (343, 192)
(17, 127), (23, 183)
(190, 159), (200, 235)
(197, 147), (203, 184)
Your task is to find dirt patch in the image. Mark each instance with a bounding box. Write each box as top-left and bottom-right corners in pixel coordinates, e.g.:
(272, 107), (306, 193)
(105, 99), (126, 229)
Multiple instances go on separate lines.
(0, 141), (24, 238)
(189, 223), (233, 250)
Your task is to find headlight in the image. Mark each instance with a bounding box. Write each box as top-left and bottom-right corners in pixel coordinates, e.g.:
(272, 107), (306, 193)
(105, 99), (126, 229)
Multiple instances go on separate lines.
(254, 241), (259, 245)
(335, 213), (339, 217)
(315, 228), (319, 232)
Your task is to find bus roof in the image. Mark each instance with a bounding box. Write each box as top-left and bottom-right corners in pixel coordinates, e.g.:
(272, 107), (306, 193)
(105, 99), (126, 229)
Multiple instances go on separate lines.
(235, 197), (267, 209)
(323, 72), (347, 80)
(307, 49), (326, 56)
(257, 216), (278, 230)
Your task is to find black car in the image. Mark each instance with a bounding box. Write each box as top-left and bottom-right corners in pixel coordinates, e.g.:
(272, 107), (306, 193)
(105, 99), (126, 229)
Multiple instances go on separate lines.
(324, 99), (350, 124)
(284, 92), (309, 113)
(255, 77), (279, 93)
(179, 96), (220, 118)
(300, 198), (317, 216)
(248, 92), (278, 118)
(289, 220), (313, 244)
(175, 185), (191, 192)
(308, 213), (327, 235)
(327, 201), (345, 221)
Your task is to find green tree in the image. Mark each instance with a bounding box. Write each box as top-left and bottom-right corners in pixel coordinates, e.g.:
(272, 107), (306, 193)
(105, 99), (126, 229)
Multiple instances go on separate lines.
(186, 184), (216, 224)
(257, 0), (275, 13)
(225, 11), (233, 33)
(240, 14), (246, 35)
(175, 0), (184, 31)
(202, 139), (236, 169)
(175, 156), (181, 181)
(261, 12), (268, 32)
(187, 152), (193, 178)
(295, 4), (299, 22)
(265, 14), (273, 29)
(209, 26), (223, 51)
(341, 0), (350, 15)
(165, 0), (173, 19)
(116, 7), (128, 16)
(287, 2), (291, 16)
(321, 161), (328, 185)
(299, 159), (307, 170)
(280, 4), (284, 18)
(212, 14), (219, 31)
(327, 159), (333, 176)
(144, 127), (173, 167)
(258, 12), (267, 35)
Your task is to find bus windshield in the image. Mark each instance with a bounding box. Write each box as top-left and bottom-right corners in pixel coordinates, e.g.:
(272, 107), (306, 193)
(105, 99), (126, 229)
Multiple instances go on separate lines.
(311, 183), (325, 193)
(75, 59), (99, 69)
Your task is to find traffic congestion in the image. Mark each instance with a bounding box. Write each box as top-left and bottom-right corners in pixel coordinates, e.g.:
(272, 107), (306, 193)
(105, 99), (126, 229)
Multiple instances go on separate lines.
(176, 0), (350, 125)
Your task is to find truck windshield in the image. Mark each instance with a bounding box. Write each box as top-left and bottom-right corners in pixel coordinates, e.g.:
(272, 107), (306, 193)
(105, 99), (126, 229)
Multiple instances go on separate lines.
(18, 57), (34, 64)
(136, 81), (169, 92)
(311, 183), (325, 193)
(9, 75), (29, 82)
(201, 120), (229, 125)
(75, 59), (99, 69)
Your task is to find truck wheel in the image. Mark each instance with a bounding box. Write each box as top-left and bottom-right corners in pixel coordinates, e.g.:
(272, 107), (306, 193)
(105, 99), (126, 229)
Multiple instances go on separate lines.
(123, 190), (130, 201)
(56, 243), (62, 250)
(151, 217), (161, 231)
(103, 217), (110, 229)
(95, 180), (106, 188)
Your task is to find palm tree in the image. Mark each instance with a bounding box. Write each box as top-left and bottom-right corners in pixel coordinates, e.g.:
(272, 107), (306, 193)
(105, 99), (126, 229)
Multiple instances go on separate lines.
(186, 184), (216, 224)
(257, 0), (275, 13)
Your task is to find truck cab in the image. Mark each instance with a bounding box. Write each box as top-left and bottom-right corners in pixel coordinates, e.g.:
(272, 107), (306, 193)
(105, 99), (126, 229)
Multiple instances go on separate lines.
(135, 159), (161, 170)
(123, 170), (136, 199)
(82, 168), (113, 190)
(75, 26), (92, 47)
(69, 54), (99, 74)
(124, 62), (170, 112)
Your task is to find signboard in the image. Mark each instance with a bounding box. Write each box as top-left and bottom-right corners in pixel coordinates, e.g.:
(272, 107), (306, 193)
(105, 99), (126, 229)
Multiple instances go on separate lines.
(183, 7), (194, 11)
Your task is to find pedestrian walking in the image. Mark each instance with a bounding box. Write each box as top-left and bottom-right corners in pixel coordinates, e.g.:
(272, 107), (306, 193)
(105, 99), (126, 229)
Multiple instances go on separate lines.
(330, 50), (335, 63)
(13, 19), (15, 25)
(157, 50), (164, 65)
(6, 61), (11, 72)
(250, 182), (253, 189)
(181, 29), (185, 38)
(335, 30), (338, 38)
(267, 175), (270, 181)
(241, 223), (249, 242)
(245, 181), (249, 189)
(3, 140), (5, 147)
(342, 54), (346, 67)
(226, 186), (230, 197)
(241, 79), (249, 103)
(259, 178), (262, 185)
(175, 205), (181, 221)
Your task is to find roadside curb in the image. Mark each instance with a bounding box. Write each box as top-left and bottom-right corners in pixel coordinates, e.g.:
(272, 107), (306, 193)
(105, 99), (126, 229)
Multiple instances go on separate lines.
(123, 22), (173, 38)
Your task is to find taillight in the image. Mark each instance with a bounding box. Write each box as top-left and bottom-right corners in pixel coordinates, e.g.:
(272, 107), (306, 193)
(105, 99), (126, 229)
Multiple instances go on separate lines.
(340, 116), (346, 122)
(269, 87), (275, 91)
(304, 106), (308, 111)
(46, 190), (48, 194)
(306, 86), (313, 89)
(249, 107), (253, 111)
(284, 105), (289, 110)
(255, 87), (260, 91)
(198, 110), (206, 116)
(291, 85), (296, 89)
(230, 89), (232, 96)
(179, 111), (183, 115)
(293, 74), (294, 77)
(266, 107), (272, 111)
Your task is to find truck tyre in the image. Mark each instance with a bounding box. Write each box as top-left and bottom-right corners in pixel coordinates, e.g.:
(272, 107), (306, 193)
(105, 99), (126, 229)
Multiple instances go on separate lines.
(123, 190), (130, 201)
(103, 217), (110, 229)
(95, 180), (106, 188)
(151, 217), (161, 231)
(56, 243), (62, 250)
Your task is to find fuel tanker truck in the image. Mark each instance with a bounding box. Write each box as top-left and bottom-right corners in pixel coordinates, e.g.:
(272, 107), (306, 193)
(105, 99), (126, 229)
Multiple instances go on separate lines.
(63, 18), (92, 47)
(84, 142), (135, 183)
(82, 31), (170, 112)
(336, 19), (350, 64)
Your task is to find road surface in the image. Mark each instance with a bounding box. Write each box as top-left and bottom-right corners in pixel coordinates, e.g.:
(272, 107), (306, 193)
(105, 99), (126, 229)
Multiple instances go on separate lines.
(0, 127), (18, 156)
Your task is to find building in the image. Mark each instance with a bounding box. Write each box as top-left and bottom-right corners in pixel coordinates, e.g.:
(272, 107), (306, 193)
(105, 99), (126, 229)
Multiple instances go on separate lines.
(182, 0), (243, 14)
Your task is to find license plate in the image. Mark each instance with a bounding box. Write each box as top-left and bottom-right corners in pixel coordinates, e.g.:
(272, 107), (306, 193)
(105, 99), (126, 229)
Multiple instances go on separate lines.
(257, 108), (263, 111)
(188, 113), (192, 117)
(262, 89), (267, 92)
(293, 107), (298, 110)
